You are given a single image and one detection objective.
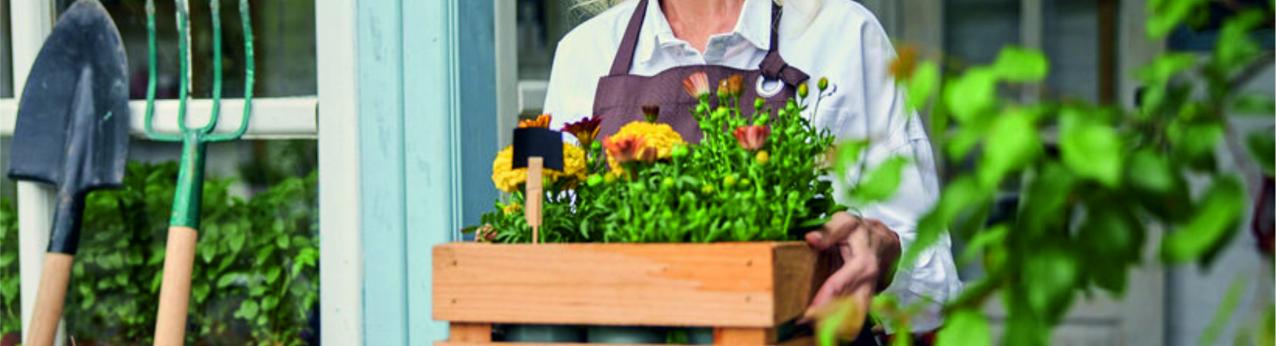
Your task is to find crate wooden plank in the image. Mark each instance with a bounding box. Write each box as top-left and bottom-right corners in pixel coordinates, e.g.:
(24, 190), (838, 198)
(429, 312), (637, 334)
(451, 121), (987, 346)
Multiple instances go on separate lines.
(449, 323), (493, 342)
(433, 242), (821, 327)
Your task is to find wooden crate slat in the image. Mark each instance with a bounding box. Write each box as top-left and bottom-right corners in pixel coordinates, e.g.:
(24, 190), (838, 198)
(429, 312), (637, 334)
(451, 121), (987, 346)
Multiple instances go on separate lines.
(434, 242), (819, 327)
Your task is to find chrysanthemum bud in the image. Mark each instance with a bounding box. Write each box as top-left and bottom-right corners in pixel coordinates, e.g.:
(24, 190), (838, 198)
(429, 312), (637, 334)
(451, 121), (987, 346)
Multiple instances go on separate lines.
(798, 83), (809, 98)
(818, 77), (829, 91)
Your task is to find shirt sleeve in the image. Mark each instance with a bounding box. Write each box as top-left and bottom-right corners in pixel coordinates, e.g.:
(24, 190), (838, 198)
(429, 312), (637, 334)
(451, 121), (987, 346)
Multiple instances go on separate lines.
(841, 13), (963, 334)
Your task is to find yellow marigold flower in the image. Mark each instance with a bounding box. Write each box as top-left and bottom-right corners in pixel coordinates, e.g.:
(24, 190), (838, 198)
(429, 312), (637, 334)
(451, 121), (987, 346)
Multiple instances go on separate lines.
(502, 202), (522, 215)
(604, 121), (686, 172)
(491, 143), (587, 193)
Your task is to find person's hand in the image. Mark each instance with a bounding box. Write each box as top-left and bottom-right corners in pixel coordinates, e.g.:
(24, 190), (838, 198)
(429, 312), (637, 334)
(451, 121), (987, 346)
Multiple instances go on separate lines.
(803, 212), (902, 319)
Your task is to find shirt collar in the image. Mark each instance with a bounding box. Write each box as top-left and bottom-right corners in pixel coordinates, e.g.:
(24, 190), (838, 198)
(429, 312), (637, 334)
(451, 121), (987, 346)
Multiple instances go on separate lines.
(634, 0), (773, 64)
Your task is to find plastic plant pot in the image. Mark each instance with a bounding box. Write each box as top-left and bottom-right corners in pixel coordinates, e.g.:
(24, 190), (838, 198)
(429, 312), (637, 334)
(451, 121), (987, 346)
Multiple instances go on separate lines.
(586, 326), (667, 344)
(501, 325), (585, 342)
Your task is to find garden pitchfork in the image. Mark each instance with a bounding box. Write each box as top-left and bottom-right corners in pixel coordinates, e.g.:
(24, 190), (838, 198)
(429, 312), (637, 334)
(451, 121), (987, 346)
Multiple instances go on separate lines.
(144, 0), (254, 344)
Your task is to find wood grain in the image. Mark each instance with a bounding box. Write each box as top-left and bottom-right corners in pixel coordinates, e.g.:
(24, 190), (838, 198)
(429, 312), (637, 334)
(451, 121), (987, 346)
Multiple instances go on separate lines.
(26, 253), (73, 346)
(714, 327), (771, 345)
(433, 242), (824, 327)
(449, 323), (493, 342)
(154, 226), (199, 346)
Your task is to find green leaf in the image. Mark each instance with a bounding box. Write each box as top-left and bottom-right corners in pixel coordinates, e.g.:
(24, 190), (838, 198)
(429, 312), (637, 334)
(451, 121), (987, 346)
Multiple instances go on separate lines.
(1078, 207), (1143, 296)
(979, 110), (1042, 187)
(1162, 176), (1246, 263)
(851, 156), (910, 204)
(266, 266), (283, 284)
(958, 224), (1009, 266)
(193, 282), (211, 304)
(993, 47), (1049, 82)
(1059, 114), (1123, 187)
(1023, 247), (1079, 322)
(1167, 121), (1223, 170)
(1136, 53), (1197, 85)
(833, 139), (870, 180)
(936, 309), (991, 346)
(944, 68), (999, 126)
(263, 296), (280, 311)
(1232, 93), (1276, 116)
(1213, 11), (1265, 69)
(229, 232), (246, 253)
(906, 62), (940, 112)
(234, 299), (260, 320)
(1246, 130), (1275, 176)
(1199, 277), (1246, 346)
(1146, 0), (1206, 38)
(1127, 150), (1176, 194)
(904, 177), (990, 267)
(217, 272), (242, 288)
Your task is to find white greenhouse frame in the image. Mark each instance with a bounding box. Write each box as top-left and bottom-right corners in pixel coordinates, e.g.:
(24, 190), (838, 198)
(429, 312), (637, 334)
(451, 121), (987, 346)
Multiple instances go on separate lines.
(1, 1), (360, 344)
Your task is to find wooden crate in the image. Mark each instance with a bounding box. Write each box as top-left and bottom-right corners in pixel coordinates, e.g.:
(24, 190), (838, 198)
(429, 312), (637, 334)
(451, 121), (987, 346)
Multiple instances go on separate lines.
(433, 242), (829, 345)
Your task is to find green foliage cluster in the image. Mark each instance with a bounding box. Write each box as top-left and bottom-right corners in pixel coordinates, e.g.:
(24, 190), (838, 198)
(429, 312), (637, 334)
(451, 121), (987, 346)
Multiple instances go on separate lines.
(857, 4), (1275, 346)
(0, 162), (318, 344)
(1, 200), (18, 336)
(478, 81), (843, 243)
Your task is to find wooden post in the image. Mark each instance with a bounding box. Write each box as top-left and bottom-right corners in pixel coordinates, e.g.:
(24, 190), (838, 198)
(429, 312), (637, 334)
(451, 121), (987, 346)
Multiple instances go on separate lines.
(525, 157), (544, 244)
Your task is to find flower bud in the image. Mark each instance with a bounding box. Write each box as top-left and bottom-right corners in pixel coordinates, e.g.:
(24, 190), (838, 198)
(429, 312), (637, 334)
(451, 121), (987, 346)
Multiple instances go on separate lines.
(818, 77), (829, 91)
(662, 177), (675, 189)
(756, 150), (770, 165)
(797, 83), (809, 98)
(671, 145), (689, 158)
(587, 174), (604, 186)
(754, 97), (766, 111)
(723, 174), (738, 188)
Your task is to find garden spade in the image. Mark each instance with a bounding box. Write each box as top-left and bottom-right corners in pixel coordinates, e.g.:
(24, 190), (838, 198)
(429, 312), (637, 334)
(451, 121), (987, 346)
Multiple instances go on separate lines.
(513, 128), (564, 244)
(5, 1), (130, 345)
(143, 0), (255, 344)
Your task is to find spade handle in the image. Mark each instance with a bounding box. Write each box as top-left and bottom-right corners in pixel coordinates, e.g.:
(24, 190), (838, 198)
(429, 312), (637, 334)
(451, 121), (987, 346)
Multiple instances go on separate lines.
(153, 226), (199, 346)
(27, 253), (73, 346)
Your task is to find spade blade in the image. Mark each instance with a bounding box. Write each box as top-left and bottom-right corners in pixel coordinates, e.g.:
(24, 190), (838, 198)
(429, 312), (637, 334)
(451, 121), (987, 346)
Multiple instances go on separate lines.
(7, 0), (129, 253)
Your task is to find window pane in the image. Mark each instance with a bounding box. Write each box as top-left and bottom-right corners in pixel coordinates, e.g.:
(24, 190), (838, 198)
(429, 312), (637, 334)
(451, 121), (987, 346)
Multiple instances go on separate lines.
(56, 0), (316, 99)
(944, 0), (1021, 65)
(0, 0), (13, 98)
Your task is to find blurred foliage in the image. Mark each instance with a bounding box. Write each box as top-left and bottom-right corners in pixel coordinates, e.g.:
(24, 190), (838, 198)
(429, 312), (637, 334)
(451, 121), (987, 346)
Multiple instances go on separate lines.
(1, 200), (17, 336)
(0, 162), (318, 344)
(821, 3), (1275, 346)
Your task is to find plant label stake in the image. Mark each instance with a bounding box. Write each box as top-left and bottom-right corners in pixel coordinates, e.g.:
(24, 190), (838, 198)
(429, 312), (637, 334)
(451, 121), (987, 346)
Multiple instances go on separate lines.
(513, 128), (564, 244)
(142, 0), (255, 344)
(6, 2), (130, 345)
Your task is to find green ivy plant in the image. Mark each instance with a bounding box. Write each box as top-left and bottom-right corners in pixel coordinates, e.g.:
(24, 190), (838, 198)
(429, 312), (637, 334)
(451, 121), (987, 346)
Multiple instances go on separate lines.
(824, 3), (1275, 345)
(0, 162), (318, 345)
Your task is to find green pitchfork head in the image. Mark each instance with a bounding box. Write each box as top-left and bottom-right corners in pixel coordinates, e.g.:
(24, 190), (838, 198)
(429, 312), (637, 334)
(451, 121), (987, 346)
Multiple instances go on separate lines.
(141, 0), (255, 228)
(142, 0), (254, 143)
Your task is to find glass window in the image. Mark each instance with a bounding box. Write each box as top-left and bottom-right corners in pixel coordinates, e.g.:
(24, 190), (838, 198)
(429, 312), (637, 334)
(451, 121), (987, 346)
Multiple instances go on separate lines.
(0, 0), (13, 98)
(56, 0), (317, 99)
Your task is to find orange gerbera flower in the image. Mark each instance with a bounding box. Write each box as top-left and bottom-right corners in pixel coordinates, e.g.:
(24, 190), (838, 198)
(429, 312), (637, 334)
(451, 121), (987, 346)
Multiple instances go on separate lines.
(733, 125), (770, 151)
(518, 114), (552, 129)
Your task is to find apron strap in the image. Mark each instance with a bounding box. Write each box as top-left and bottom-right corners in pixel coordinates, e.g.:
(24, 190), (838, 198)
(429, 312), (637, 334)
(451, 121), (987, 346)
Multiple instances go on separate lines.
(759, 1), (809, 86)
(608, 0), (650, 76)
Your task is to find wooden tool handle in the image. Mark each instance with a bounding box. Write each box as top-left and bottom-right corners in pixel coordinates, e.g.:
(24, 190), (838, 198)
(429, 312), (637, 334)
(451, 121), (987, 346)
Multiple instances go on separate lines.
(26, 253), (73, 346)
(153, 226), (199, 346)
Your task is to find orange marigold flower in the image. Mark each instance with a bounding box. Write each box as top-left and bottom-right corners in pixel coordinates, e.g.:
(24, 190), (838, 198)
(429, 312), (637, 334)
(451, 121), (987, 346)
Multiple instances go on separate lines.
(725, 74), (744, 97)
(733, 125), (770, 151)
(604, 136), (650, 164)
(682, 71), (710, 98)
(518, 113), (552, 128)
(890, 45), (919, 80)
(561, 116), (602, 148)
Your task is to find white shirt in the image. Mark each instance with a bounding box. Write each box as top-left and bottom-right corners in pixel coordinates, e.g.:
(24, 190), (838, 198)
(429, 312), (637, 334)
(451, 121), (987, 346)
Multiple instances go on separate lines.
(543, 0), (961, 332)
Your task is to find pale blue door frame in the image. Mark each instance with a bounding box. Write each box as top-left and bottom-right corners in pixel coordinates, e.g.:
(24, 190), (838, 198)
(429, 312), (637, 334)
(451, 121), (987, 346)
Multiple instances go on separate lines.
(355, 0), (497, 344)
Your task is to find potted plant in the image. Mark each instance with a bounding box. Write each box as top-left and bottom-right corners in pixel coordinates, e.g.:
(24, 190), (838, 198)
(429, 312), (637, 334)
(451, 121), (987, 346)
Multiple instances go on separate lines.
(436, 71), (898, 345)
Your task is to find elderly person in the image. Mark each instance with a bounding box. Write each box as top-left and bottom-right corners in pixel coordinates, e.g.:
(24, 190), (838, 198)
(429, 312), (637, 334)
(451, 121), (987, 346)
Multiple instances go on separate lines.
(543, 0), (962, 342)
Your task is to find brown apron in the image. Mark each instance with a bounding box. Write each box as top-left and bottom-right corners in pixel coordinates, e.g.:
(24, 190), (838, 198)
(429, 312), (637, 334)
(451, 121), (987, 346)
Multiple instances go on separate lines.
(592, 0), (810, 143)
